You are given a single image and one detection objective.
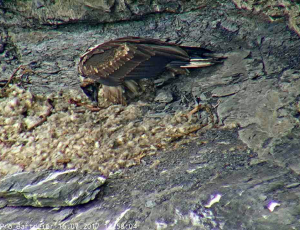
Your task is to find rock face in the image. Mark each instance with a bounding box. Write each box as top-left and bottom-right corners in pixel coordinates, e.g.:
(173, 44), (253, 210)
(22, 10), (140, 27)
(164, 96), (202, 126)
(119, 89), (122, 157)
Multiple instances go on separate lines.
(0, 0), (300, 229)
(0, 169), (106, 207)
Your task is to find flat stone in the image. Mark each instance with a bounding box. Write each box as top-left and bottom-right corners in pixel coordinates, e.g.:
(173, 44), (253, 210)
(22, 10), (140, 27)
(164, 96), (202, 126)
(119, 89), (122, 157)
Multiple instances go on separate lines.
(0, 169), (106, 207)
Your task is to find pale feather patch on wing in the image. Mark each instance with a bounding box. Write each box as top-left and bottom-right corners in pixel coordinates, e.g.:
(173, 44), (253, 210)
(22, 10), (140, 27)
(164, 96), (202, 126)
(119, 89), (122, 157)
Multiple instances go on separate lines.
(79, 43), (137, 79)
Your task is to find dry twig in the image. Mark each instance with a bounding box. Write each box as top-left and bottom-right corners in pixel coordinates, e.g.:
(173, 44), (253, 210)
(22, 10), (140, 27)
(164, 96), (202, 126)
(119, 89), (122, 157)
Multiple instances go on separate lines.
(69, 98), (102, 112)
(1, 64), (36, 93)
(169, 123), (208, 142)
(184, 103), (215, 124)
(27, 99), (53, 132)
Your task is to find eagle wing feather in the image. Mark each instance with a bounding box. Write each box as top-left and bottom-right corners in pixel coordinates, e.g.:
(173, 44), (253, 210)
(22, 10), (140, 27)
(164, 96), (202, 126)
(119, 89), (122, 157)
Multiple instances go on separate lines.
(78, 37), (191, 86)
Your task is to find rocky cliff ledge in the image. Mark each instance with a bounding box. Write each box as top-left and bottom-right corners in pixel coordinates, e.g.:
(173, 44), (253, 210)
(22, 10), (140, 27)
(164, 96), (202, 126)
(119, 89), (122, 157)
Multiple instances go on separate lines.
(0, 0), (300, 229)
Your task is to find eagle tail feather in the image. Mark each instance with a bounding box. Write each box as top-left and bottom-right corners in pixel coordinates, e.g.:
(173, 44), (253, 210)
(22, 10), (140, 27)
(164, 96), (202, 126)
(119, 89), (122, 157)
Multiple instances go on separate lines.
(180, 58), (223, 68)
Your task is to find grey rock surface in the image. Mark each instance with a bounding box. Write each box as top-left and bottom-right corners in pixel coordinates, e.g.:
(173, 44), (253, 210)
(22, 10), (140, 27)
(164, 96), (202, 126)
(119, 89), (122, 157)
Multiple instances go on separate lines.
(0, 169), (106, 207)
(154, 91), (173, 103)
(0, 0), (300, 229)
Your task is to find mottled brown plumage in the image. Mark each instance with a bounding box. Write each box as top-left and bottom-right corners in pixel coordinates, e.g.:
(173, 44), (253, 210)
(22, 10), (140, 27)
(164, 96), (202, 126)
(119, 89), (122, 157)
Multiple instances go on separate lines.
(78, 37), (224, 105)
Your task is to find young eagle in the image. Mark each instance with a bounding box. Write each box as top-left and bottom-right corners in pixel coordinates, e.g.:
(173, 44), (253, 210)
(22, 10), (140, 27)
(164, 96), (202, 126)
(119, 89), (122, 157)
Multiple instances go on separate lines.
(78, 37), (224, 105)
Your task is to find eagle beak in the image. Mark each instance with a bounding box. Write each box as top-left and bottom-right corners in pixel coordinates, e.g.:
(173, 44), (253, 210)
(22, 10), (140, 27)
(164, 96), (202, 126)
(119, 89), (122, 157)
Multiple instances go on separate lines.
(80, 81), (100, 106)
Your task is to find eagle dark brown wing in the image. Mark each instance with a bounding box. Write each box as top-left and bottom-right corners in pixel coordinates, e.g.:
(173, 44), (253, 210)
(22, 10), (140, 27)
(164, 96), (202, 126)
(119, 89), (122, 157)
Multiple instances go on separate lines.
(78, 37), (190, 86)
(78, 37), (224, 105)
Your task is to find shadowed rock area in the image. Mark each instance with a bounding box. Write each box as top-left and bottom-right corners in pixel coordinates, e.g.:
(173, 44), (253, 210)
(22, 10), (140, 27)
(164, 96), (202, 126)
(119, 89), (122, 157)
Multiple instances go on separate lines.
(0, 0), (300, 229)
